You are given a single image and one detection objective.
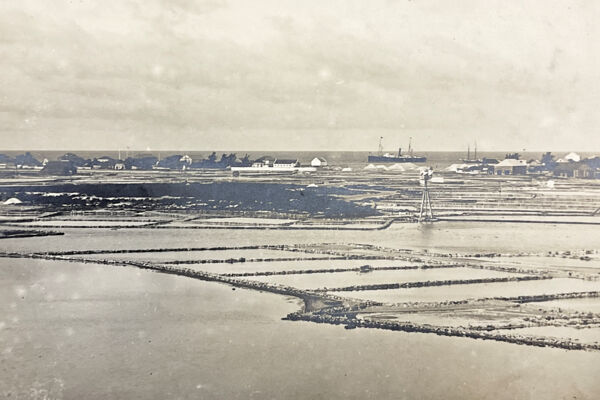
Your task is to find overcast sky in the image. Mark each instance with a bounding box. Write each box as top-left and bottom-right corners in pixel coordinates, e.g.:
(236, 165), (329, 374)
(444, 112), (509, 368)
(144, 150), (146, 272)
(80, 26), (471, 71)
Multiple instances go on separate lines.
(1, 0), (599, 151)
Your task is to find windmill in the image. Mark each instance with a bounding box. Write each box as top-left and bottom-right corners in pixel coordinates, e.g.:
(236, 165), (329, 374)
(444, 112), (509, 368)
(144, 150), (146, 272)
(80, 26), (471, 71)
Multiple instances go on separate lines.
(418, 167), (435, 222)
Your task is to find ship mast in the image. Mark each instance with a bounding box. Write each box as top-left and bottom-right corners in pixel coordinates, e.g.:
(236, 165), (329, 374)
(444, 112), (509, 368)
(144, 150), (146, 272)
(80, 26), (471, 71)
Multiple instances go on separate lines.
(378, 136), (383, 156)
(418, 167), (435, 222)
(474, 141), (477, 160)
(409, 137), (413, 157)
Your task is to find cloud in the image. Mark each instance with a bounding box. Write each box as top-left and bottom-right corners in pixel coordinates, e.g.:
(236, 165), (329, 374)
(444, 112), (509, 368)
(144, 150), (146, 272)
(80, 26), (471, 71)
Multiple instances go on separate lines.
(0, 0), (599, 150)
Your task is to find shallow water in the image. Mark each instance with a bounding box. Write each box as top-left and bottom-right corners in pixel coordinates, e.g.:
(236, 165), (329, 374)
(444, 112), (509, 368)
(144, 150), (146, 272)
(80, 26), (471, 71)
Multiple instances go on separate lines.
(2, 222), (600, 398)
(363, 312), (498, 328)
(14, 220), (152, 227)
(482, 255), (600, 272)
(536, 297), (600, 314)
(81, 249), (308, 263)
(2, 221), (600, 255)
(246, 267), (522, 290)
(329, 278), (600, 304)
(501, 327), (600, 344)
(2, 257), (600, 399)
(178, 259), (418, 274)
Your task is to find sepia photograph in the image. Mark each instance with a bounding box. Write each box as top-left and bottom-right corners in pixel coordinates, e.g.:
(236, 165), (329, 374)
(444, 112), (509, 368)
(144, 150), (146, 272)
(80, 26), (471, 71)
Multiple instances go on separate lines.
(1, 1), (600, 399)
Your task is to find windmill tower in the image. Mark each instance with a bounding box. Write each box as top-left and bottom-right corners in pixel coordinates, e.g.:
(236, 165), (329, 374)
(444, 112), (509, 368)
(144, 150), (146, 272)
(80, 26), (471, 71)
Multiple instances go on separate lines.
(418, 167), (435, 222)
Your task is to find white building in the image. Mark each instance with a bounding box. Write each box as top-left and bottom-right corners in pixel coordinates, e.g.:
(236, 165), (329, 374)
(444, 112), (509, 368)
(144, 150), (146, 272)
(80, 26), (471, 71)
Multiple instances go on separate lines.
(311, 157), (328, 167)
(252, 156), (275, 168)
(273, 159), (299, 168)
(495, 158), (528, 175)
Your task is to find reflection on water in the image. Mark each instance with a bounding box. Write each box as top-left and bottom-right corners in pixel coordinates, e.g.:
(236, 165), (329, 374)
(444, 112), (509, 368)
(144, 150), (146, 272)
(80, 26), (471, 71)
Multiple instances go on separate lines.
(538, 298), (600, 314)
(2, 257), (600, 399)
(248, 267), (520, 290)
(2, 222), (600, 399)
(330, 278), (600, 304)
(2, 222), (600, 255)
(501, 327), (600, 345)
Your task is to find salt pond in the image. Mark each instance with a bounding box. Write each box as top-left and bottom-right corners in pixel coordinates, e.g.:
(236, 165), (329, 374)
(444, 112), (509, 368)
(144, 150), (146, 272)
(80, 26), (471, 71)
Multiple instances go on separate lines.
(80, 249), (310, 263)
(3, 221), (600, 254)
(2, 257), (600, 399)
(534, 297), (600, 314)
(500, 326), (600, 345)
(246, 267), (522, 290)
(175, 259), (418, 274)
(481, 256), (600, 272)
(329, 278), (600, 304)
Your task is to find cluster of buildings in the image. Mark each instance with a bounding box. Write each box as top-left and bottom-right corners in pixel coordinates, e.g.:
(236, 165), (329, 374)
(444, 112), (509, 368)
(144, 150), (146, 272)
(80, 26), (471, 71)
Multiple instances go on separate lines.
(448, 152), (600, 179)
(0, 152), (329, 175)
(230, 156), (328, 173)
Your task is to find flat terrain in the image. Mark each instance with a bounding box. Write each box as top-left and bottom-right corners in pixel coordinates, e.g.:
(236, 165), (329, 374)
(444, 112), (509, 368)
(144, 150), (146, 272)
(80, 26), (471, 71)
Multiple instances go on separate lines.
(1, 170), (600, 398)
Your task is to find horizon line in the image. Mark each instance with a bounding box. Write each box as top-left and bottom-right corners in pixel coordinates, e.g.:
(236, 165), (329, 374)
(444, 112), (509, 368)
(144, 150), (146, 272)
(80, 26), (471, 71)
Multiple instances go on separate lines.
(0, 149), (596, 153)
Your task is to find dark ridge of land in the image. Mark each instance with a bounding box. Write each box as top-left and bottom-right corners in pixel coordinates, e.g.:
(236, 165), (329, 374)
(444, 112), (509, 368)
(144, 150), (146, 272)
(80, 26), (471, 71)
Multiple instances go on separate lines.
(323, 275), (552, 292)
(3, 218), (400, 231)
(222, 264), (460, 277)
(162, 256), (349, 265)
(284, 311), (600, 352)
(491, 291), (600, 303)
(0, 229), (63, 239)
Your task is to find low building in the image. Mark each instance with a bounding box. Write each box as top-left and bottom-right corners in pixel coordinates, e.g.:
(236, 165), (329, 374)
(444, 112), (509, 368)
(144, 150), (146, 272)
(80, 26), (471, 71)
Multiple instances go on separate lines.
(40, 160), (77, 175)
(495, 159), (527, 175)
(459, 164), (495, 174)
(527, 160), (545, 174)
(273, 159), (300, 168)
(58, 153), (89, 167)
(554, 162), (596, 178)
(584, 157), (600, 170)
(15, 152), (42, 169)
(0, 162), (15, 169)
(156, 154), (184, 169)
(252, 156), (275, 168)
(90, 156), (118, 169)
(125, 156), (158, 170)
(311, 157), (328, 167)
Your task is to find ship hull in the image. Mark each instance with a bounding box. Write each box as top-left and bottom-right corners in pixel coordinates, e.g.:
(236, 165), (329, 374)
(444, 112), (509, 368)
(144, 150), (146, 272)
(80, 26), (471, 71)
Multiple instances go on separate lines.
(367, 156), (427, 163)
